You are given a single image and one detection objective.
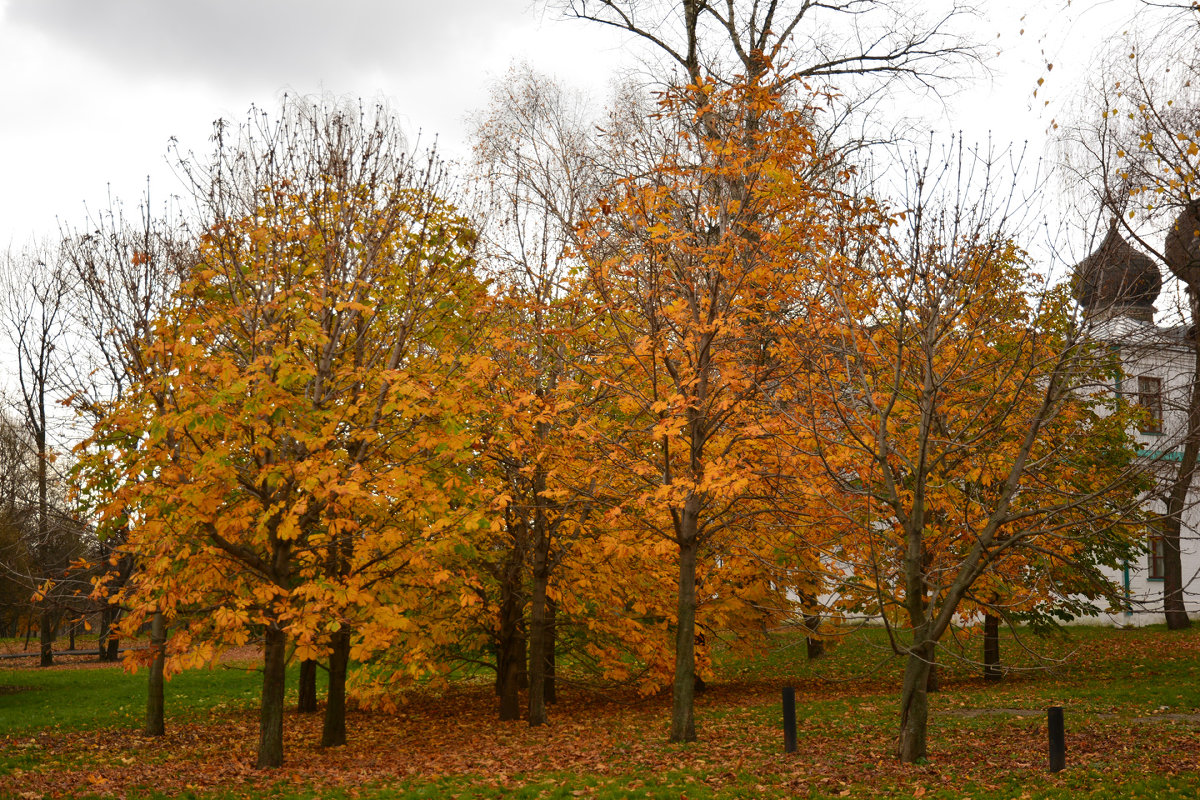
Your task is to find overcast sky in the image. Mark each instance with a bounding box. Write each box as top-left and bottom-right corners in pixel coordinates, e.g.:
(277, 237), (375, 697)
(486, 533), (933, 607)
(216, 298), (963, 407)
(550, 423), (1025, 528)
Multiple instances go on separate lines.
(0, 0), (1165, 251)
(0, 0), (631, 246)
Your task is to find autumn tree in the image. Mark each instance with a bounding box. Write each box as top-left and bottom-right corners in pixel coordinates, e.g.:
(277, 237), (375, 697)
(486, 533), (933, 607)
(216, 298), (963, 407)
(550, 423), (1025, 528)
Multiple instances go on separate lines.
(57, 196), (200, 735)
(81, 97), (487, 767)
(791, 142), (1149, 762)
(574, 75), (863, 742)
(470, 64), (611, 724)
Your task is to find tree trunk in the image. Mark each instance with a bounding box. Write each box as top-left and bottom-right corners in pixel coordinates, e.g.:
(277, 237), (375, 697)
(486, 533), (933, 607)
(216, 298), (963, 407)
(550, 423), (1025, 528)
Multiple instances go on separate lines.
(669, 531), (699, 743)
(298, 659), (318, 713)
(528, 506), (551, 726)
(97, 608), (109, 661)
(544, 598), (557, 705)
(104, 626), (120, 662)
(38, 609), (53, 667)
(516, 624), (528, 691)
(146, 611), (166, 736)
(497, 572), (524, 721)
(494, 507), (527, 719)
(36, 413), (52, 668)
(897, 642), (934, 763)
(983, 614), (1002, 682)
(498, 636), (522, 721)
(1162, 312), (1200, 630)
(99, 559), (130, 662)
(1164, 531), (1191, 629)
(925, 650), (940, 693)
(321, 628), (350, 747)
(527, 593), (548, 724)
(257, 624), (286, 768)
(805, 614), (824, 660)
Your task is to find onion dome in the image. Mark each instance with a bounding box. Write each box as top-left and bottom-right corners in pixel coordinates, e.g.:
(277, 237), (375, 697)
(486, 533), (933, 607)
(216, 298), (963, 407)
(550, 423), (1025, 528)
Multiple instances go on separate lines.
(1073, 220), (1161, 322)
(1165, 201), (1200, 288)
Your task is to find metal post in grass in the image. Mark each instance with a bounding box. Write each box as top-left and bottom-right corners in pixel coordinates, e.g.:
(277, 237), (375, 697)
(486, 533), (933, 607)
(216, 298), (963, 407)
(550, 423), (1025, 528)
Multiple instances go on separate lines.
(1047, 706), (1065, 773)
(782, 686), (797, 754)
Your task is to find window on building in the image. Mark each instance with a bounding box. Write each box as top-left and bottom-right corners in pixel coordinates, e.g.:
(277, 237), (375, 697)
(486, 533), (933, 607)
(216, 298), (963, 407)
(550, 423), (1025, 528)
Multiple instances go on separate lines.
(1148, 534), (1166, 581)
(1137, 376), (1163, 434)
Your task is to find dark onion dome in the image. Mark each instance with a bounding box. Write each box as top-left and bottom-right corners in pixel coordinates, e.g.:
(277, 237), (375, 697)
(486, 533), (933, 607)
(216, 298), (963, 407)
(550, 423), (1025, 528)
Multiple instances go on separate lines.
(1165, 201), (1200, 288)
(1073, 220), (1162, 320)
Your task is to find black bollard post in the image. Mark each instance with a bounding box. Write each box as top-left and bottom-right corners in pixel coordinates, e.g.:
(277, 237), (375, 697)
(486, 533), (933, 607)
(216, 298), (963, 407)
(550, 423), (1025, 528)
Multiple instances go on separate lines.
(1047, 706), (1065, 773)
(783, 686), (797, 754)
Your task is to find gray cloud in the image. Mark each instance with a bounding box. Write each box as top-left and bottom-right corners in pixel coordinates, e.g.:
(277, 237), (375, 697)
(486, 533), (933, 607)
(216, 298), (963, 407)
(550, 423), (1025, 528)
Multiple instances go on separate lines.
(8, 0), (529, 90)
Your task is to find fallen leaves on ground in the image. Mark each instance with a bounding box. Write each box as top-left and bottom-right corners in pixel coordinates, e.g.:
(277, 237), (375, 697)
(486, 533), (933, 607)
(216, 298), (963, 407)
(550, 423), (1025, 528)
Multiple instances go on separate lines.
(3, 629), (1199, 799)
(2, 679), (1198, 799)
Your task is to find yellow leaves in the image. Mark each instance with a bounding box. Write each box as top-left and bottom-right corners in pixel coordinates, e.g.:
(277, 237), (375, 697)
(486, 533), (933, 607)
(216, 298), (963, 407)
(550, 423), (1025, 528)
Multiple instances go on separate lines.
(466, 354), (493, 379)
(83, 171), (494, 680)
(294, 641), (327, 662)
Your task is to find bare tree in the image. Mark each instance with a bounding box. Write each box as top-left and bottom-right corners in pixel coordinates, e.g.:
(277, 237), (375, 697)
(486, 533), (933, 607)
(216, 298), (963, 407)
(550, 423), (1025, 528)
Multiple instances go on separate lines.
(0, 248), (87, 667)
(553, 0), (980, 92)
(0, 412), (39, 642)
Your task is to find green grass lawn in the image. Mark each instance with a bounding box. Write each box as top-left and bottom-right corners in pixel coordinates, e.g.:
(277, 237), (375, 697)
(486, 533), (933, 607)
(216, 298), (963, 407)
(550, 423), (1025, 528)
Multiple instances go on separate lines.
(0, 661), (267, 734)
(1, 625), (1198, 799)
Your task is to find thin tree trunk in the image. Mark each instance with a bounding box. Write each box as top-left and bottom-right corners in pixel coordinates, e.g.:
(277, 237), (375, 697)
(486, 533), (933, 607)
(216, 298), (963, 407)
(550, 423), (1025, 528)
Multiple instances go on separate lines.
(298, 659), (318, 713)
(528, 493), (551, 726)
(1162, 312), (1200, 630)
(38, 609), (53, 667)
(670, 528), (699, 743)
(1163, 530), (1191, 629)
(36, 416), (50, 668)
(527, 588), (549, 724)
(497, 570), (524, 721)
(257, 624), (286, 768)
(97, 608), (109, 661)
(146, 611), (166, 736)
(100, 559), (129, 662)
(983, 614), (1002, 682)
(516, 624), (528, 691)
(495, 507), (527, 719)
(321, 628), (350, 746)
(897, 641), (934, 763)
(104, 623), (120, 662)
(545, 598), (556, 705)
(805, 613), (824, 660)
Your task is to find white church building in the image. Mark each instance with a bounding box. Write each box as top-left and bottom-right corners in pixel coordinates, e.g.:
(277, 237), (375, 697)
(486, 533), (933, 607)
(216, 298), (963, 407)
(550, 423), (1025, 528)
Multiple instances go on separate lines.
(1073, 218), (1200, 625)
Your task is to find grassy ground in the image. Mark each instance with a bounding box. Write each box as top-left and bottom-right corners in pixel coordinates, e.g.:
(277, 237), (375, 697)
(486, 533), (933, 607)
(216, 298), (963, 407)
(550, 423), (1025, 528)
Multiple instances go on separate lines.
(1, 625), (1197, 799)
